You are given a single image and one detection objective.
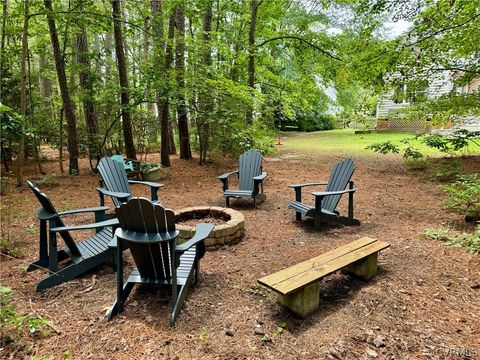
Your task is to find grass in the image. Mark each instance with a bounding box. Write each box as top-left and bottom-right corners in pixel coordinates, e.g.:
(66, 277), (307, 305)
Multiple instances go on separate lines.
(278, 129), (480, 157)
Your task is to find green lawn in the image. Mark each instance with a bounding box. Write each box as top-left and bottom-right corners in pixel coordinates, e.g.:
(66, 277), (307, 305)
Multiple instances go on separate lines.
(278, 129), (480, 157)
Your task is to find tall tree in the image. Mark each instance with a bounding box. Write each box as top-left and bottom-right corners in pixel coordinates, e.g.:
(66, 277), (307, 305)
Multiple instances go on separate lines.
(0, 0), (8, 101)
(16, 0), (28, 186)
(76, 3), (101, 171)
(175, 4), (192, 159)
(247, 0), (262, 124)
(112, 0), (136, 159)
(197, 0), (213, 165)
(44, 0), (79, 175)
(151, 0), (170, 167)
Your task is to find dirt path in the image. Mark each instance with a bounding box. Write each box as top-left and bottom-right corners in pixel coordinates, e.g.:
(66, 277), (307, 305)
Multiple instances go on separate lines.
(1, 149), (479, 359)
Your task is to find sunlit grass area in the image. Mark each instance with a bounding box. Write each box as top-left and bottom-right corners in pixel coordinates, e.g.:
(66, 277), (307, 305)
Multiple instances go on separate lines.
(278, 129), (480, 157)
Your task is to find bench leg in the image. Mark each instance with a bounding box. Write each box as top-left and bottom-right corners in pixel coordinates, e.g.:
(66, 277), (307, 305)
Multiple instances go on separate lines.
(278, 282), (320, 318)
(342, 253), (378, 281)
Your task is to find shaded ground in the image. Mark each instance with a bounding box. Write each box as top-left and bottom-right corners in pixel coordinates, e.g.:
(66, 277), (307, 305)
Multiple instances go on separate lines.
(1, 146), (479, 359)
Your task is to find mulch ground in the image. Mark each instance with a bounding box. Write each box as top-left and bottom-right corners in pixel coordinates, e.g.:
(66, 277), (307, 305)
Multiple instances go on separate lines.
(1, 146), (479, 360)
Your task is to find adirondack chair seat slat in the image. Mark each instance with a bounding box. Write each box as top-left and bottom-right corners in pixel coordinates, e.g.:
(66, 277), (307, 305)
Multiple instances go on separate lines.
(108, 198), (214, 326)
(288, 158), (360, 229)
(224, 189), (254, 197)
(258, 237), (390, 318)
(27, 181), (116, 292)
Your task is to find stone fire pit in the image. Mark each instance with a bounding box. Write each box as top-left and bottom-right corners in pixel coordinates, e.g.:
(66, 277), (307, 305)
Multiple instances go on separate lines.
(175, 206), (245, 251)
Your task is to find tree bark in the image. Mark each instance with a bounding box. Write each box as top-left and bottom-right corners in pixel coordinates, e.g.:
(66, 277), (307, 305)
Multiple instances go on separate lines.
(112, 0), (136, 160)
(151, 0), (170, 167)
(44, 0), (79, 175)
(197, 0), (213, 165)
(76, 15), (101, 172)
(0, 0), (8, 101)
(175, 4), (191, 159)
(16, 0), (28, 186)
(166, 10), (176, 156)
(247, 0), (259, 124)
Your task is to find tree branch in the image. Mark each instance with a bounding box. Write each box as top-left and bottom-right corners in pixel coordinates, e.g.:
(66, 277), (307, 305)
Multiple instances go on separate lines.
(257, 35), (341, 61)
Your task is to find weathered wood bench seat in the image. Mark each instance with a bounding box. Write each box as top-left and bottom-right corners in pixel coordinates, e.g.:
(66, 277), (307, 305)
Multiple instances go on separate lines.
(258, 237), (390, 318)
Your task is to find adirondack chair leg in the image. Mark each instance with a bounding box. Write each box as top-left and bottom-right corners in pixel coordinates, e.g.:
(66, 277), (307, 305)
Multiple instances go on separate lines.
(342, 253), (378, 281)
(48, 230), (59, 273)
(348, 181), (354, 219)
(225, 197), (230, 207)
(170, 269), (195, 327)
(28, 219), (50, 272)
(108, 281), (135, 320)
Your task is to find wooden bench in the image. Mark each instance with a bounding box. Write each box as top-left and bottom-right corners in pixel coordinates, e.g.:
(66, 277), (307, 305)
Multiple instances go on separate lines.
(258, 237), (390, 318)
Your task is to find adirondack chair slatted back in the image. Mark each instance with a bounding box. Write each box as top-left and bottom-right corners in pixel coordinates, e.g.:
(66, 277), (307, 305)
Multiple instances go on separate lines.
(238, 149), (263, 191)
(115, 198), (177, 280)
(323, 158), (356, 213)
(27, 180), (81, 257)
(98, 157), (132, 207)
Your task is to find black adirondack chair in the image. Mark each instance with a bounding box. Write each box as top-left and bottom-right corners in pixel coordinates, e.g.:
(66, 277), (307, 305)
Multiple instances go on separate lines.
(288, 158), (360, 229)
(97, 157), (163, 208)
(107, 198), (214, 326)
(218, 149), (267, 207)
(27, 181), (118, 291)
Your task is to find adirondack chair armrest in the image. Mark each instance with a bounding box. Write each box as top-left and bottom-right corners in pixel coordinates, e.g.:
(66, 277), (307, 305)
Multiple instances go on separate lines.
(128, 180), (163, 202)
(176, 223), (215, 253)
(218, 170), (239, 191)
(128, 180), (163, 188)
(288, 182), (327, 188)
(311, 188), (356, 198)
(96, 187), (131, 201)
(50, 218), (119, 232)
(218, 170), (239, 180)
(57, 206), (109, 217)
(253, 172), (267, 182)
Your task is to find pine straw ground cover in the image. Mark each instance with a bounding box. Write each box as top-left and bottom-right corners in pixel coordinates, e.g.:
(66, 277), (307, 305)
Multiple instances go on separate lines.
(1, 148), (479, 359)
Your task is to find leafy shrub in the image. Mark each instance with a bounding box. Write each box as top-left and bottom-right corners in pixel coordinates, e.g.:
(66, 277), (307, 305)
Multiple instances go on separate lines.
(0, 285), (50, 352)
(366, 141), (399, 154)
(442, 174), (480, 223)
(296, 112), (336, 132)
(424, 227), (480, 255)
(140, 162), (161, 173)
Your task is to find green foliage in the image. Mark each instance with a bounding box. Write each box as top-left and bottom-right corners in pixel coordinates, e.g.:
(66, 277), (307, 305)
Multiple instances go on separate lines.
(0, 104), (23, 141)
(442, 174), (480, 223)
(0, 285), (50, 350)
(366, 141), (399, 154)
(296, 112), (336, 132)
(424, 227), (480, 255)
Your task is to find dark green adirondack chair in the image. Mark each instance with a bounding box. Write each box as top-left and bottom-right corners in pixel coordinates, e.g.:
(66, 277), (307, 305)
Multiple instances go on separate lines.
(27, 181), (118, 291)
(107, 198), (214, 326)
(97, 157), (163, 208)
(218, 149), (267, 207)
(288, 158), (360, 229)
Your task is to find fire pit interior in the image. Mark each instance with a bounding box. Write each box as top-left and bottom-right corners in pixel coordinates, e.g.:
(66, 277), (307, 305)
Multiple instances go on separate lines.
(175, 206), (245, 251)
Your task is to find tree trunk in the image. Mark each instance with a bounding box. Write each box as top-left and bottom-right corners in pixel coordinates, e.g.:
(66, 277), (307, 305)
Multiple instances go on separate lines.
(151, 0), (170, 167)
(246, 0), (259, 124)
(175, 5), (191, 159)
(16, 0), (28, 186)
(105, 33), (113, 79)
(44, 0), (79, 175)
(0, 0), (8, 101)
(76, 11), (101, 172)
(197, 0), (213, 165)
(112, 0), (136, 160)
